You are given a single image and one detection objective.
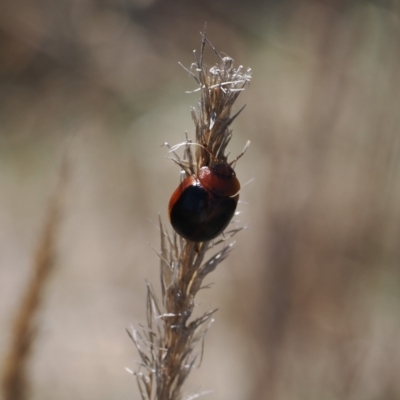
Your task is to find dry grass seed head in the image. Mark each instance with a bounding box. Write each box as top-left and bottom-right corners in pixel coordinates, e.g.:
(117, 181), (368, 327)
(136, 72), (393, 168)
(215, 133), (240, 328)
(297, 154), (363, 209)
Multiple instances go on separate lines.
(130, 29), (251, 400)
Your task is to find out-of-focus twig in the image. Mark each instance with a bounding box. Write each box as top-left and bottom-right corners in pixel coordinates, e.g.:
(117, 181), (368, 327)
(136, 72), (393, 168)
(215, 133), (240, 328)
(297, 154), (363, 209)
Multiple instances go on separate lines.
(1, 156), (69, 400)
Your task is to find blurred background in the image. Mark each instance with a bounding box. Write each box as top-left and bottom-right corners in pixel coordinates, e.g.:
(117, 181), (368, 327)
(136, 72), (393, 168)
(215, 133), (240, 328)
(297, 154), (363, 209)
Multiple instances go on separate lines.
(1, 0), (400, 399)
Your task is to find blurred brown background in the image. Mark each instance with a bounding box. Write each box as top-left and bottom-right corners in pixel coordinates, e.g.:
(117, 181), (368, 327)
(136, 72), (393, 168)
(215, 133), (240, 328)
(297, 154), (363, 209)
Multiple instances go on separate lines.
(1, 0), (400, 399)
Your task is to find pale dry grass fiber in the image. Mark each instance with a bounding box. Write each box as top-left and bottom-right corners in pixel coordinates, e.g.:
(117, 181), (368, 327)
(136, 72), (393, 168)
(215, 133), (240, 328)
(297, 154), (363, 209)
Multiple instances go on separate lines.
(127, 28), (251, 400)
(1, 157), (68, 400)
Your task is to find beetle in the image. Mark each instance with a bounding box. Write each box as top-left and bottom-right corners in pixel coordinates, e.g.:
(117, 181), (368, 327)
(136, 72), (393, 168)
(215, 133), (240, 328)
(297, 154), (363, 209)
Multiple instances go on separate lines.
(168, 161), (240, 242)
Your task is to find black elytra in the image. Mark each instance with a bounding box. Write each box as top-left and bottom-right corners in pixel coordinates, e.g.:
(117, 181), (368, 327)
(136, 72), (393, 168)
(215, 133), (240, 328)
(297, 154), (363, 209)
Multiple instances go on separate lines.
(169, 179), (239, 242)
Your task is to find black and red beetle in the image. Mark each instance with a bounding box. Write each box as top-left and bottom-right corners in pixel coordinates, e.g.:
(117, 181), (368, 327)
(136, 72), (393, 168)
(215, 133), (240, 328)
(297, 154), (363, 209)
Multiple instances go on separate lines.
(168, 162), (240, 242)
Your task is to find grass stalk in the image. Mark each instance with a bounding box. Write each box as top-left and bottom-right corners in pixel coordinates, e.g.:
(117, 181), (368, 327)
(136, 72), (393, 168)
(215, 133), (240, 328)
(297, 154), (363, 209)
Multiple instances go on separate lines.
(128, 27), (251, 400)
(1, 158), (68, 400)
